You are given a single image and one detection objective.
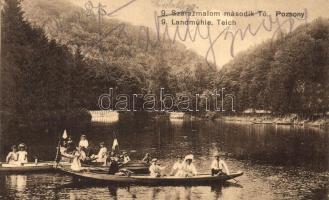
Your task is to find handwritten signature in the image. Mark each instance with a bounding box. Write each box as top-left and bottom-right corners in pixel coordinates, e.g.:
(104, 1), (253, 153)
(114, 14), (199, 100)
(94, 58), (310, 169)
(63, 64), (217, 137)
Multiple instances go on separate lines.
(154, 9), (308, 66)
(83, 1), (308, 67)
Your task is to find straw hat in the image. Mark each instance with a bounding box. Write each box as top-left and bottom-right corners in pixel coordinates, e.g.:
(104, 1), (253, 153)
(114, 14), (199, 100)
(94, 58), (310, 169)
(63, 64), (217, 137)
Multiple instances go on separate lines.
(151, 158), (158, 163)
(213, 152), (220, 157)
(185, 154), (194, 160)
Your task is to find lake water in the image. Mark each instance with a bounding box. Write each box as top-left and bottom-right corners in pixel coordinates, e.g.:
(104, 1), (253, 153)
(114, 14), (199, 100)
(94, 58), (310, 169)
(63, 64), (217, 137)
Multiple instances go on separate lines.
(0, 114), (328, 199)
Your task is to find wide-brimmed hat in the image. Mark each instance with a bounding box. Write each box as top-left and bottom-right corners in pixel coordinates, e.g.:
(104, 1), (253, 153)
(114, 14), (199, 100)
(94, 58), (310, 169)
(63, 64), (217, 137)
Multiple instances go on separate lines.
(185, 154), (194, 160)
(18, 143), (26, 148)
(213, 152), (220, 157)
(99, 142), (105, 146)
(151, 158), (158, 162)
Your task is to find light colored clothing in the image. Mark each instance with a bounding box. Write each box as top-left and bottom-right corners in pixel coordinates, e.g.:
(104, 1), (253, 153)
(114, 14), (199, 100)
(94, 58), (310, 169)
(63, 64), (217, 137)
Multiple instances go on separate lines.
(17, 151), (28, 164)
(6, 152), (18, 164)
(71, 150), (82, 171)
(79, 139), (89, 148)
(181, 162), (197, 177)
(96, 147), (108, 163)
(211, 159), (230, 174)
(171, 161), (184, 176)
(123, 155), (130, 164)
(149, 163), (165, 177)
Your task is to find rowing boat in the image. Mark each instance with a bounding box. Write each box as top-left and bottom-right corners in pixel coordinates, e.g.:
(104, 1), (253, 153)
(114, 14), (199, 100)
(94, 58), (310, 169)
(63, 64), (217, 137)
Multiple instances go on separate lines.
(58, 161), (150, 174)
(58, 166), (243, 185)
(0, 162), (54, 173)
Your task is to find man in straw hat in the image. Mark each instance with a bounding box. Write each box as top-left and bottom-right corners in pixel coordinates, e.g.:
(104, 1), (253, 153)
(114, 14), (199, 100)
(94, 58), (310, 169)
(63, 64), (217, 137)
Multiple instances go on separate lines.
(149, 158), (166, 177)
(211, 152), (230, 176)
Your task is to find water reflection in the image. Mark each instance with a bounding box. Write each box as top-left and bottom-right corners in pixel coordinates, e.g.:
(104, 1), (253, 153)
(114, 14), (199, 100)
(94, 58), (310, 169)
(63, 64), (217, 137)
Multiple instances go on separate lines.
(59, 179), (246, 200)
(7, 175), (27, 192)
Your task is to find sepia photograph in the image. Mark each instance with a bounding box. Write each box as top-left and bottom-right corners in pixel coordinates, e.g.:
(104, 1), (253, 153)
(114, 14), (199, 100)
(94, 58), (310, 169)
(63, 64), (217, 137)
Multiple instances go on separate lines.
(0, 0), (328, 199)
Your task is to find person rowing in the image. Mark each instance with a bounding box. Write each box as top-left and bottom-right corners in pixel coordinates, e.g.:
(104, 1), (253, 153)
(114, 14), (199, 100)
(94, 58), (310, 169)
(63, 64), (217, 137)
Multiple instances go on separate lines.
(211, 153), (230, 176)
(180, 154), (197, 177)
(108, 154), (120, 175)
(149, 158), (166, 177)
(17, 143), (28, 164)
(6, 145), (18, 164)
(122, 151), (131, 164)
(142, 153), (151, 164)
(170, 155), (184, 176)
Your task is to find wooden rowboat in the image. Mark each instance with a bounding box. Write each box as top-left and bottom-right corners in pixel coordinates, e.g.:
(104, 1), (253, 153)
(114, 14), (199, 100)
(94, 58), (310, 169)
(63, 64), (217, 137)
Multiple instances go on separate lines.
(0, 162), (54, 173)
(58, 166), (243, 186)
(58, 161), (150, 174)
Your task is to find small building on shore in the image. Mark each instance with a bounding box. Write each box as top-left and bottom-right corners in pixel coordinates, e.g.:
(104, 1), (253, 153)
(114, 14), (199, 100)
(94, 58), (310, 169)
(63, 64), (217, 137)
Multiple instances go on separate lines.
(89, 110), (119, 123)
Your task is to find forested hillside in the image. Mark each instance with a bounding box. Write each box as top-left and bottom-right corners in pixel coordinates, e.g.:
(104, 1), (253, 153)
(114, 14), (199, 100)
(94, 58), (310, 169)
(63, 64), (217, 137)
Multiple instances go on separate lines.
(21, 0), (216, 109)
(1, 0), (92, 132)
(215, 18), (329, 115)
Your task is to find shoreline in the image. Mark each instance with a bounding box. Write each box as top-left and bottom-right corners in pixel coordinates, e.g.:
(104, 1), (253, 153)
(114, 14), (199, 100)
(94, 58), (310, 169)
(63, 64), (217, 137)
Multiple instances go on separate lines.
(218, 114), (329, 127)
(167, 112), (329, 128)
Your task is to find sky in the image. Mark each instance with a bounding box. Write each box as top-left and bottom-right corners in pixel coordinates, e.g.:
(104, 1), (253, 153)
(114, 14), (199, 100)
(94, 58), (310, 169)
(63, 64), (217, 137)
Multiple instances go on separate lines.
(68, 0), (329, 68)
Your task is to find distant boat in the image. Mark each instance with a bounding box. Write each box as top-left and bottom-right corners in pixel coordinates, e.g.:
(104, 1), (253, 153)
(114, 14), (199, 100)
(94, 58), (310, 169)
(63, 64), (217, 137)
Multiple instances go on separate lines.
(0, 162), (54, 173)
(169, 112), (185, 119)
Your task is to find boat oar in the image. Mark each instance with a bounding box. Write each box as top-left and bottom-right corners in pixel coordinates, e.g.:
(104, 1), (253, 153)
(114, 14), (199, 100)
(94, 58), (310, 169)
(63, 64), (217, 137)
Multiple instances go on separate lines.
(197, 173), (239, 183)
(54, 138), (61, 168)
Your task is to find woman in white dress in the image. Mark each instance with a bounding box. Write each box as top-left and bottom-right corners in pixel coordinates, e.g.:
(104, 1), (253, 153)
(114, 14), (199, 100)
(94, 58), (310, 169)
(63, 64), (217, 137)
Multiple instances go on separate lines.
(170, 155), (184, 176)
(17, 143), (28, 164)
(6, 145), (18, 164)
(71, 147), (82, 171)
(180, 154), (198, 177)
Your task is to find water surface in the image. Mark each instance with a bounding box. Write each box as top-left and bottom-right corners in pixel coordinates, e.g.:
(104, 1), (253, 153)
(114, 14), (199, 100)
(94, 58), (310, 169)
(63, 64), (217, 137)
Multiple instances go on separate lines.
(0, 116), (328, 199)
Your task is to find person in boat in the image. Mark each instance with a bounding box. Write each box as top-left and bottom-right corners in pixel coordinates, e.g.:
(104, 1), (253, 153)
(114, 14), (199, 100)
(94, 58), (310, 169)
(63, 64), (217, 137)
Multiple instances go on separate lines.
(211, 153), (230, 176)
(71, 146), (83, 171)
(6, 145), (18, 164)
(66, 136), (75, 153)
(78, 146), (88, 164)
(180, 154), (197, 177)
(108, 155), (120, 175)
(122, 151), (131, 164)
(17, 143), (28, 164)
(142, 153), (151, 164)
(91, 142), (108, 164)
(170, 155), (184, 176)
(78, 135), (89, 149)
(149, 158), (166, 177)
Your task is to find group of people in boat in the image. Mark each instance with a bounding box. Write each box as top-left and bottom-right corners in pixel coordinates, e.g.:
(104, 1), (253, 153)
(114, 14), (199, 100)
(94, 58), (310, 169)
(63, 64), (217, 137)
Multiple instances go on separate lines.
(59, 134), (132, 171)
(149, 153), (229, 177)
(5, 143), (28, 165)
(59, 134), (230, 177)
(5, 131), (230, 179)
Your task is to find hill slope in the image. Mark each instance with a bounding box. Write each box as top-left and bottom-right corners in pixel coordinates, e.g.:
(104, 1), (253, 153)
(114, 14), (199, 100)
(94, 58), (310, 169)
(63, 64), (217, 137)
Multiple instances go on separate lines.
(216, 18), (329, 114)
